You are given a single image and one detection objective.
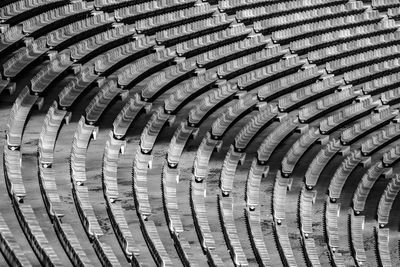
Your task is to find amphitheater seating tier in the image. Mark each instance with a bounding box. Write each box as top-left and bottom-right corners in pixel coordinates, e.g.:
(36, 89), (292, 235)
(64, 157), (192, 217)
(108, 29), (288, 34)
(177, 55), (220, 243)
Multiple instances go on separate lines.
(2, 0), (400, 266)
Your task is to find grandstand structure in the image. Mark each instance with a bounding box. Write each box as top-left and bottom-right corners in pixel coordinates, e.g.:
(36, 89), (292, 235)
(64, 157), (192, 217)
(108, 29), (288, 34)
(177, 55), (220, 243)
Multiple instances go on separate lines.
(2, 0), (400, 266)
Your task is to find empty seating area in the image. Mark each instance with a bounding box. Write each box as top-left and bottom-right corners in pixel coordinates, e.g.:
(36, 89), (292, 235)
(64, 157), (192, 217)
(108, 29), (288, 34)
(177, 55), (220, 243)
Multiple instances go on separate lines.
(245, 160), (271, 266)
(325, 199), (345, 265)
(350, 213), (367, 266)
(377, 227), (392, 267)
(299, 188), (321, 266)
(218, 196), (249, 266)
(0, 213), (32, 266)
(3, 0), (400, 266)
(377, 174), (400, 227)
